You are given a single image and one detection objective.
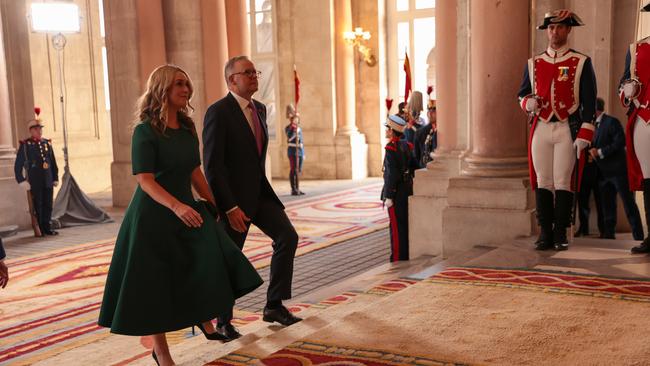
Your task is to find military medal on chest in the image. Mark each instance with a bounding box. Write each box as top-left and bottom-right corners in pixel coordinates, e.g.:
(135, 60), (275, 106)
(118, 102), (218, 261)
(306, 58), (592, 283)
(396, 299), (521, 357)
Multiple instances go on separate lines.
(37, 141), (49, 169)
(557, 66), (570, 81)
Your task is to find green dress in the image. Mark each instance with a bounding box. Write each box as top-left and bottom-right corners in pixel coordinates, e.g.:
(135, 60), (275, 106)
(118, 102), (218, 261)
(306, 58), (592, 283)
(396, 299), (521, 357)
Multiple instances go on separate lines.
(98, 121), (263, 336)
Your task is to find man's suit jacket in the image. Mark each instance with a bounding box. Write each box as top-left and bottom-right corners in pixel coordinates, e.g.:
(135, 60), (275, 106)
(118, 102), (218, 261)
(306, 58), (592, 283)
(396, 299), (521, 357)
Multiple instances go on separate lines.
(593, 113), (627, 178)
(203, 92), (283, 218)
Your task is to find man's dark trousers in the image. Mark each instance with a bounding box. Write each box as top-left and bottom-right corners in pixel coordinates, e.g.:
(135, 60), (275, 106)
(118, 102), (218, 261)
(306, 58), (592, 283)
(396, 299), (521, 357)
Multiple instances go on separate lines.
(577, 161), (604, 235)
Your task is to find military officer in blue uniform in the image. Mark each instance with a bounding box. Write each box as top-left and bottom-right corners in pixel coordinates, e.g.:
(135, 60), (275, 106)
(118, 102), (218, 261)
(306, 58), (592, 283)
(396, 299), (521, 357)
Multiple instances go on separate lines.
(14, 115), (59, 236)
(381, 114), (416, 262)
(285, 109), (304, 196)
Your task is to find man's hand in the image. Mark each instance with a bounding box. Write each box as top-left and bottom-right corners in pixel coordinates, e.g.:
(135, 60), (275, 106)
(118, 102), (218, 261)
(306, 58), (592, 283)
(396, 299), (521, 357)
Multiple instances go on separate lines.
(589, 147), (599, 159)
(573, 139), (590, 159)
(19, 181), (30, 191)
(227, 207), (250, 233)
(525, 96), (540, 113)
(622, 80), (640, 99)
(384, 198), (394, 209)
(0, 260), (8, 289)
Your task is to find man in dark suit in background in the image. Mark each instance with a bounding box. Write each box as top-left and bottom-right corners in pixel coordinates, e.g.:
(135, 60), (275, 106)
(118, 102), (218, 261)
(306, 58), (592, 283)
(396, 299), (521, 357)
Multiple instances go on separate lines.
(203, 56), (301, 340)
(590, 97), (644, 240)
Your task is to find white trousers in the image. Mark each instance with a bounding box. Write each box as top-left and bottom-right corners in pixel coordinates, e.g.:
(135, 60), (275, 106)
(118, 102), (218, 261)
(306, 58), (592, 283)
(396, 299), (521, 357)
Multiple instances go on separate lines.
(633, 115), (650, 179)
(531, 121), (576, 191)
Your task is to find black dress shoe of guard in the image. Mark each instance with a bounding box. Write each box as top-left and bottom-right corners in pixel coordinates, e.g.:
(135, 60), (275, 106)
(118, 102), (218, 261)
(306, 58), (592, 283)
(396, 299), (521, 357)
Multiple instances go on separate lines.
(194, 322), (228, 342)
(216, 323), (242, 341)
(298, 190), (305, 195)
(291, 191), (300, 196)
(631, 241), (650, 254)
(43, 230), (59, 236)
(263, 305), (302, 326)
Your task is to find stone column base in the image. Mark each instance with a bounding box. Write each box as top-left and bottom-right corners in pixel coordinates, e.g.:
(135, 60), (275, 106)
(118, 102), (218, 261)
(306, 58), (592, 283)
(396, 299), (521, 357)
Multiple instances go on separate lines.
(408, 162), (451, 258)
(334, 132), (368, 179)
(442, 176), (534, 258)
(0, 158), (29, 228)
(111, 161), (137, 207)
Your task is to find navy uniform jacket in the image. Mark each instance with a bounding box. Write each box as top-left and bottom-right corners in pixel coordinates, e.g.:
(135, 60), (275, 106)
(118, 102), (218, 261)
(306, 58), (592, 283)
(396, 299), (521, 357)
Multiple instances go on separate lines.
(414, 124), (437, 168)
(381, 138), (415, 201)
(593, 114), (627, 178)
(285, 124), (304, 158)
(14, 138), (59, 189)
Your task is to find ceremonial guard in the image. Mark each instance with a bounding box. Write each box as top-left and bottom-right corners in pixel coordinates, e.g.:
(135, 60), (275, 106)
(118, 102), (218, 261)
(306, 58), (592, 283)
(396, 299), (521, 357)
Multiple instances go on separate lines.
(518, 10), (597, 251)
(14, 108), (60, 236)
(619, 0), (650, 254)
(285, 105), (304, 196)
(381, 115), (415, 262)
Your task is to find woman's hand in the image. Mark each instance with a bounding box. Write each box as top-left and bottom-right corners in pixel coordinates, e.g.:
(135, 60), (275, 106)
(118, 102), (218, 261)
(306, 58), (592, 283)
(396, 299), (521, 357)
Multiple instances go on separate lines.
(172, 202), (204, 228)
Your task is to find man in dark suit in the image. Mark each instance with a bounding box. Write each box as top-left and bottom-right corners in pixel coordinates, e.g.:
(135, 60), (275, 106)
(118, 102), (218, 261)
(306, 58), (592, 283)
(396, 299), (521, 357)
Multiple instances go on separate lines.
(590, 98), (644, 240)
(575, 143), (604, 237)
(203, 56), (301, 340)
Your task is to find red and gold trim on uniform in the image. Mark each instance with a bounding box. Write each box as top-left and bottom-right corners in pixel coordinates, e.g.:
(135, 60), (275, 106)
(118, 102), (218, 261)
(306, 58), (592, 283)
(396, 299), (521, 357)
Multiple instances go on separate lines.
(525, 48), (587, 122)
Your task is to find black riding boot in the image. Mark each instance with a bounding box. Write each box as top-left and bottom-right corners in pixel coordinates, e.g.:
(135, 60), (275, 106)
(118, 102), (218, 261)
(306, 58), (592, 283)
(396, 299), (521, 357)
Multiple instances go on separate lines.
(290, 171), (298, 195)
(553, 190), (573, 251)
(632, 179), (650, 254)
(534, 188), (555, 250)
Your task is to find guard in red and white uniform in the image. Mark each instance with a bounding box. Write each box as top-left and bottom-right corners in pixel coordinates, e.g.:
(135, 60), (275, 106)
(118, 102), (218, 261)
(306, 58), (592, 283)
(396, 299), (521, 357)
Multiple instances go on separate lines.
(518, 9), (597, 251)
(619, 0), (650, 254)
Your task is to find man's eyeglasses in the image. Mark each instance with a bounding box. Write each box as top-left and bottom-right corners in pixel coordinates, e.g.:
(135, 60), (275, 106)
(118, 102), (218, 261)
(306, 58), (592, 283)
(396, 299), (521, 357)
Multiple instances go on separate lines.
(231, 69), (262, 78)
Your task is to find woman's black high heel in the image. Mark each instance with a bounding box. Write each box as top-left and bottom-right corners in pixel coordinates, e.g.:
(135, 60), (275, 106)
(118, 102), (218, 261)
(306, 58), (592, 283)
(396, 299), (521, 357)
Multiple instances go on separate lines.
(152, 350), (160, 366)
(194, 322), (228, 342)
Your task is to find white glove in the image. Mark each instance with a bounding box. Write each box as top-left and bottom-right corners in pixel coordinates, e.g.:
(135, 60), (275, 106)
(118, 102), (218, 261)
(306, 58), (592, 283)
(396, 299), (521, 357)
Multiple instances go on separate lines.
(573, 139), (590, 159)
(384, 198), (394, 208)
(53, 181), (59, 187)
(525, 97), (539, 113)
(623, 81), (639, 99)
(19, 181), (30, 191)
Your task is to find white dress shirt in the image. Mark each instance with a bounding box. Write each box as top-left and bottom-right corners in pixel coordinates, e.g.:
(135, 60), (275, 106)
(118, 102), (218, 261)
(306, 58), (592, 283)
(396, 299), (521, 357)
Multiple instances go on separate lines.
(230, 91), (256, 135)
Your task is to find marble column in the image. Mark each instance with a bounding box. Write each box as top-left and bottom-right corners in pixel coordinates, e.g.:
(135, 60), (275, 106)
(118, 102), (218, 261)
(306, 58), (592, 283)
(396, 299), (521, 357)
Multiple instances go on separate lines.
(408, 0), (459, 258)
(105, 0), (166, 206)
(225, 0), (251, 57)
(441, 0), (534, 257)
(0, 0), (33, 228)
(201, 0), (229, 102)
(163, 0), (207, 138)
(333, 0), (367, 179)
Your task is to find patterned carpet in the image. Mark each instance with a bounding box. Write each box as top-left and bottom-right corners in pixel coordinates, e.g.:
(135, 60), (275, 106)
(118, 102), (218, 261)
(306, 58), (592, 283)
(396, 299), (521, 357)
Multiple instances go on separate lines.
(255, 267), (650, 366)
(0, 183), (387, 365)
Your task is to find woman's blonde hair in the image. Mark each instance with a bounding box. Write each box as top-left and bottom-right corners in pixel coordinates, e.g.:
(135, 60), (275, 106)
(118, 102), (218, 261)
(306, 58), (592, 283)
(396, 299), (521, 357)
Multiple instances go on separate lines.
(133, 64), (196, 135)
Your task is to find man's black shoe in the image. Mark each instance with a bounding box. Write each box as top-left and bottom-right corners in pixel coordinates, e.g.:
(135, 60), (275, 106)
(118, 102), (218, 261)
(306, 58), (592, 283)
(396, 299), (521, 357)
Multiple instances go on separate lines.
(631, 241), (650, 254)
(216, 323), (241, 341)
(599, 233), (616, 239)
(263, 305), (302, 326)
(43, 230), (59, 236)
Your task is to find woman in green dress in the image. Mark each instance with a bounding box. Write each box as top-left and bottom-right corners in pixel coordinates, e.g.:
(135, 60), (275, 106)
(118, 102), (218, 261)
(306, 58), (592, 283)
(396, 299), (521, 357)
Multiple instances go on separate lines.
(98, 65), (263, 366)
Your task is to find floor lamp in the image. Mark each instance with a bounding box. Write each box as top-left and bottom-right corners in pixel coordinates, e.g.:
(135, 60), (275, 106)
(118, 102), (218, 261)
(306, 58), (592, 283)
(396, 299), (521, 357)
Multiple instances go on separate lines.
(30, 3), (111, 228)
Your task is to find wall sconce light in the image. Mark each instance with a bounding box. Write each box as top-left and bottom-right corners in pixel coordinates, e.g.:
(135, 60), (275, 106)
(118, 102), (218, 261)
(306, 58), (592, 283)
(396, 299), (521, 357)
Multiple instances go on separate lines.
(343, 27), (376, 67)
